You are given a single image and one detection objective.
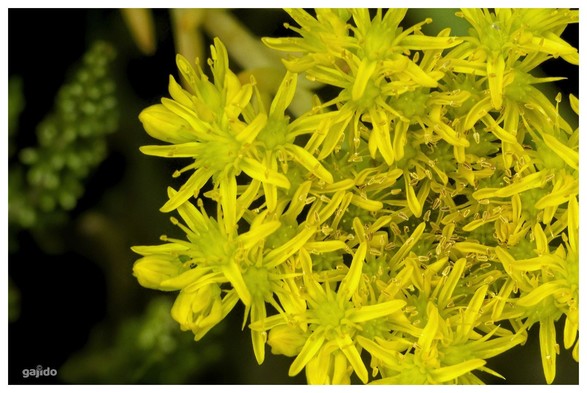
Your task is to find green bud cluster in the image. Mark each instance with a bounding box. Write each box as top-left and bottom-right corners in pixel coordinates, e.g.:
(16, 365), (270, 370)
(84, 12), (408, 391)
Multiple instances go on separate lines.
(9, 41), (119, 229)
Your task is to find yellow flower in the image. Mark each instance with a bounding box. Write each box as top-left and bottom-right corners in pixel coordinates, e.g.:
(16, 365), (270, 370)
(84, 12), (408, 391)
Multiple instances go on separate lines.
(252, 239), (406, 384)
(132, 242), (241, 340)
(246, 70), (335, 211)
(453, 8), (578, 110)
(132, 188), (283, 338)
(139, 38), (290, 231)
(441, 9), (578, 175)
(494, 198), (578, 383)
(170, 281), (238, 340)
(361, 286), (523, 384)
(265, 8), (462, 163)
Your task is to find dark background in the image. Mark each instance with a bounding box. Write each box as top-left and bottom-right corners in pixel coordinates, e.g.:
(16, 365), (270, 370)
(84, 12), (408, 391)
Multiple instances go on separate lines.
(7, 8), (579, 385)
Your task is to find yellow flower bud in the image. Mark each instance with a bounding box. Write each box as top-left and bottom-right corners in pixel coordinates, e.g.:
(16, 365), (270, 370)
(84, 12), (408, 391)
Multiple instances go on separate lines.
(268, 325), (308, 357)
(138, 104), (195, 144)
(132, 255), (184, 291)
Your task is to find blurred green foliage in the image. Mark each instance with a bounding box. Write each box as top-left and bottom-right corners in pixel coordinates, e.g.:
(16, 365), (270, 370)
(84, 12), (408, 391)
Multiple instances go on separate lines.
(9, 41), (119, 230)
(59, 296), (224, 384)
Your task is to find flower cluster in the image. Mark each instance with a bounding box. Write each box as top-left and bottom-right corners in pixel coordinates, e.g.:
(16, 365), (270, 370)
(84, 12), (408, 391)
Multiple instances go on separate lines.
(132, 9), (578, 384)
(9, 41), (119, 229)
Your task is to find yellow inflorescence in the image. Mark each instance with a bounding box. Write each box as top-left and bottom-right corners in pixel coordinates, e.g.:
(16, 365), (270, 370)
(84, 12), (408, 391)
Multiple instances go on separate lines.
(132, 8), (578, 384)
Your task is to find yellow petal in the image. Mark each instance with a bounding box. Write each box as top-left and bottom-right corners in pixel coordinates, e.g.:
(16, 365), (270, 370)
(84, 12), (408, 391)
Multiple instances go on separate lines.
(516, 281), (566, 308)
(464, 96), (492, 130)
(226, 78), (253, 119)
(369, 109), (395, 165)
(192, 300), (223, 340)
(268, 324), (307, 357)
(527, 32), (579, 65)
(121, 9), (156, 55)
(419, 303), (439, 352)
(170, 290), (196, 329)
(161, 169), (215, 212)
(438, 257), (466, 309)
(331, 351), (351, 384)
(339, 242), (366, 300)
(352, 217), (366, 243)
(400, 34), (462, 50)
(493, 171), (545, 197)
(235, 112), (267, 144)
(317, 115), (349, 159)
(222, 261), (251, 306)
(533, 223), (548, 255)
(453, 242), (490, 255)
(352, 59), (377, 101)
(568, 195), (578, 250)
(283, 180), (312, 221)
(405, 174), (422, 217)
(251, 301), (267, 364)
(569, 94), (579, 115)
(534, 176), (576, 210)
(304, 347), (332, 384)
(262, 36), (309, 52)
(133, 255), (185, 290)
(336, 335), (368, 384)
(389, 222), (426, 266)
(240, 157), (291, 189)
(160, 267), (211, 291)
(287, 144), (334, 184)
(541, 133), (578, 170)
(139, 104), (197, 144)
(238, 221), (281, 249)
(510, 256), (559, 272)
(393, 121), (409, 160)
(456, 285), (488, 340)
(265, 226), (316, 268)
(210, 37), (229, 89)
(270, 71), (298, 116)
(487, 54), (505, 109)
(462, 215), (498, 231)
(347, 300), (406, 323)
(491, 279), (516, 321)
(483, 115), (518, 144)
(220, 175), (237, 233)
(304, 240), (347, 254)
(454, 144), (466, 163)
(430, 359), (486, 383)
(139, 142), (201, 158)
(351, 194), (383, 211)
(289, 331), (326, 377)
(563, 313), (578, 351)
(131, 242), (189, 256)
(433, 121), (469, 147)
(237, 179), (261, 218)
(404, 58), (440, 87)
(167, 75), (194, 108)
(539, 318), (557, 384)
(316, 190), (347, 223)
(175, 53), (201, 93)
